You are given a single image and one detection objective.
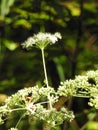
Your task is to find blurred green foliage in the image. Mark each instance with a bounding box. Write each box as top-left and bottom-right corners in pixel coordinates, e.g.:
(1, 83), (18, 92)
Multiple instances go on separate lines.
(0, 0), (98, 130)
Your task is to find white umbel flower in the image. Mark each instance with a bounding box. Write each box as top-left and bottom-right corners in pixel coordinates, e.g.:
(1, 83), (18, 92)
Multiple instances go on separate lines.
(22, 32), (62, 50)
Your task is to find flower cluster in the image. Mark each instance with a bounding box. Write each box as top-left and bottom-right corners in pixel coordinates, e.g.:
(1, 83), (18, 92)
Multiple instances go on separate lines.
(30, 105), (74, 127)
(87, 70), (98, 109)
(58, 75), (91, 97)
(89, 96), (98, 109)
(86, 70), (98, 84)
(22, 32), (62, 50)
(58, 70), (98, 108)
(0, 85), (74, 129)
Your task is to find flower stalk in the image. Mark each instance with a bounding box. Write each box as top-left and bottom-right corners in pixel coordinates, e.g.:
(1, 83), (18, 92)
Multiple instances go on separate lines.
(41, 48), (49, 88)
(41, 48), (53, 109)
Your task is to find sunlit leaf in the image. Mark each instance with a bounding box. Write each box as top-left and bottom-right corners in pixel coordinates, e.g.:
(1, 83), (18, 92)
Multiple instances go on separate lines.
(4, 40), (18, 51)
(14, 8), (51, 20)
(86, 121), (98, 129)
(1, 0), (15, 16)
(13, 19), (32, 29)
(59, 2), (81, 16)
(0, 17), (12, 24)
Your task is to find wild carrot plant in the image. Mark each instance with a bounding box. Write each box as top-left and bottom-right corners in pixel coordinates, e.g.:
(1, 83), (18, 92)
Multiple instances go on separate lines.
(0, 32), (98, 130)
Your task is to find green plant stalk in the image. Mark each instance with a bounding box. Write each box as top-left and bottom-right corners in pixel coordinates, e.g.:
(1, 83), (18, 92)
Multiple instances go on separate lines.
(41, 49), (49, 88)
(15, 113), (25, 128)
(41, 48), (52, 130)
(41, 49), (52, 109)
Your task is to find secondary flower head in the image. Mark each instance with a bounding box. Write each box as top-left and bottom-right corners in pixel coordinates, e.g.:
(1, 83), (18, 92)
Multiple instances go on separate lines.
(22, 32), (62, 50)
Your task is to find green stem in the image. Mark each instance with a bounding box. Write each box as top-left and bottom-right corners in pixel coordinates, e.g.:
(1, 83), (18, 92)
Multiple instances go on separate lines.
(41, 49), (49, 88)
(41, 49), (52, 109)
(15, 113), (25, 128)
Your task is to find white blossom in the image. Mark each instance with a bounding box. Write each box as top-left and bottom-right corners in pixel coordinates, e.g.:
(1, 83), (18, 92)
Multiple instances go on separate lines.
(22, 32), (62, 50)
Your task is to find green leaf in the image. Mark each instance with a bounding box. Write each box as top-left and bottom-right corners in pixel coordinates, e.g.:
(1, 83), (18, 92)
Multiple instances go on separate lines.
(86, 121), (98, 129)
(13, 19), (32, 29)
(1, 0), (15, 16)
(60, 2), (80, 16)
(4, 39), (18, 51)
